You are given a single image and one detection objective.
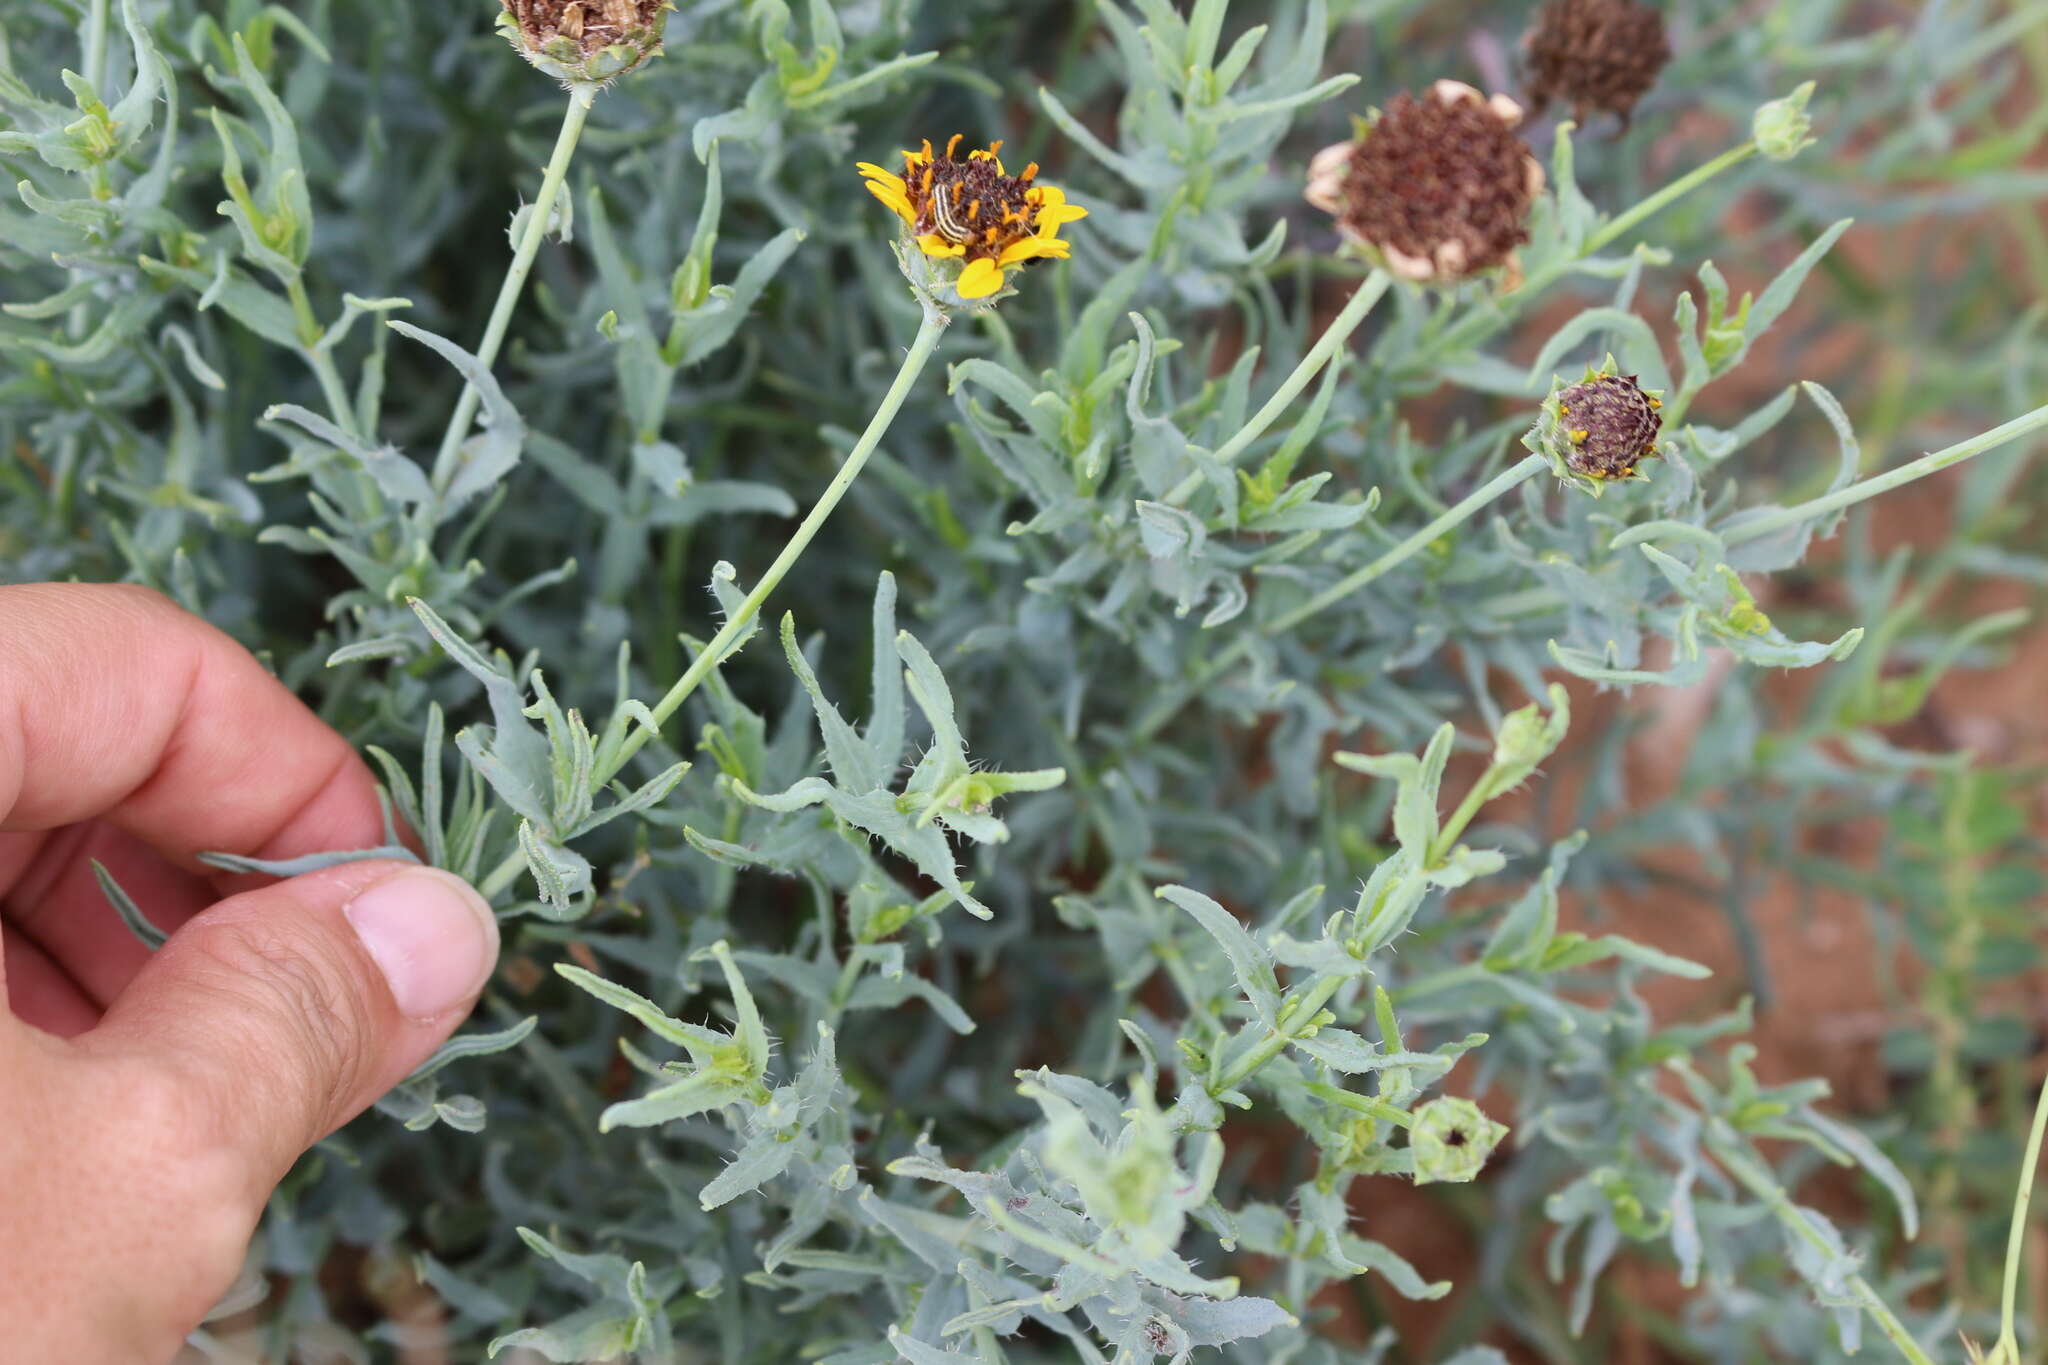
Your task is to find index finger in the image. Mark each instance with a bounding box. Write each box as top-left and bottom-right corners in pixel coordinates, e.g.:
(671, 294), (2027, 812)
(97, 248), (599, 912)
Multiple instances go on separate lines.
(0, 584), (384, 870)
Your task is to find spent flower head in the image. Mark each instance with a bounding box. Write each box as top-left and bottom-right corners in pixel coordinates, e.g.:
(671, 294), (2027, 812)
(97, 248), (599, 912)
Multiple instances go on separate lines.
(1306, 81), (1544, 286)
(860, 135), (1088, 309)
(1522, 0), (1671, 128)
(1410, 1097), (1510, 1184)
(497, 0), (673, 86)
(1532, 358), (1663, 492)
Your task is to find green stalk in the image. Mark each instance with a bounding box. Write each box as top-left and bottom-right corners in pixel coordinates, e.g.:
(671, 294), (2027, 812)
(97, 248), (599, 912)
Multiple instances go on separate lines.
(1428, 779), (1494, 868)
(1414, 137), (1762, 371)
(1991, 1071), (2048, 1362)
(286, 277), (361, 439)
(1263, 453), (1548, 636)
(1711, 1138), (1936, 1365)
(430, 86), (596, 491)
(608, 309), (949, 777)
(477, 308), (951, 901)
(83, 0), (111, 95)
(1722, 401), (2048, 547)
(1213, 975), (1344, 1095)
(1129, 454), (1549, 744)
(1162, 268), (1392, 506)
(1579, 142), (1759, 260)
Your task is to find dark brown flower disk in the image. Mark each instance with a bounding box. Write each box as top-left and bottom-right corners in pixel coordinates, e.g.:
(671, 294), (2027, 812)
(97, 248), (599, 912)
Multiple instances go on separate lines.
(1524, 0), (1671, 126)
(1559, 374), (1661, 479)
(502, 0), (665, 54)
(1336, 90), (1538, 277)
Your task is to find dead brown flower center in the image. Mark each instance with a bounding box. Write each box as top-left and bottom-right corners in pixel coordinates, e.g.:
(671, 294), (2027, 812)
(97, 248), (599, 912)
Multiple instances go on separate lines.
(1336, 91), (1535, 276)
(1559, 373), (1662, 479)
(503, 0), (663, 53)
(903, 139), (1042, 262)
(1524, 0), (1671, 124)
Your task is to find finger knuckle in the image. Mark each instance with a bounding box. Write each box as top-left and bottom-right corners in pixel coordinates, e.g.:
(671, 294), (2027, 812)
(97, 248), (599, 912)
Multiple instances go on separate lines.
(178, 918), (376, 1139)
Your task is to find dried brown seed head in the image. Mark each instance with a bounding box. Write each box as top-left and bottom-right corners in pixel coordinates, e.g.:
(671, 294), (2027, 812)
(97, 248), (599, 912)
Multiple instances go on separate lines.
(498, 0), (673, 85)
(1557, 372), (1662, 480)
(1305, 81), (1543, 285)
(1523, 0), (1671, 127)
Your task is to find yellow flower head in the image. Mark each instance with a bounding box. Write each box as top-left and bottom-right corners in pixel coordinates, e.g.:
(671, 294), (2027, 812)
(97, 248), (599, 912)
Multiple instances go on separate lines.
(858, 135), (1089, 301)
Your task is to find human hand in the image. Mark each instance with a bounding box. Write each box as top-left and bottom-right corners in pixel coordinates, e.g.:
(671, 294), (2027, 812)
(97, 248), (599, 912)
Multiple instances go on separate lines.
(0, 585), (500, 1363)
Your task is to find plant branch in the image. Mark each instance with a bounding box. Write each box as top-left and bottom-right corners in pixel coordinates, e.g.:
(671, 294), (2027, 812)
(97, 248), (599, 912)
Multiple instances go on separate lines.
(476, 308), (951, 902)
(1163, 268), (1392, 506)
(608, 308), (950, 779)
(430, 86), (597, 491)
(1710, 1137), (1936, 1365)
(1264, 453), (1549, 635)
(1723, 401), (2048, 547)
(1213, 976), (1344, 1095)
(83, 0), (111, 94)
(1129, 454), (1550, 744)
(1993, 1066), (2048, 1360)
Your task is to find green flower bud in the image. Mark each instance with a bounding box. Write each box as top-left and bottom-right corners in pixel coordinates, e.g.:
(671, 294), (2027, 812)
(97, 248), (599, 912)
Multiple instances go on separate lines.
(1492, 682), (1570, 779)
(498, 0), (674, 87)
(1752, 82), (1817, 162)
(1410, 1097), (1508, 1184)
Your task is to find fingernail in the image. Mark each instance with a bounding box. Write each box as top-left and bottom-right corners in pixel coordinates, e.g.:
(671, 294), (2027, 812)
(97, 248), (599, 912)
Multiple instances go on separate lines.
(343, 868), (500, 1020)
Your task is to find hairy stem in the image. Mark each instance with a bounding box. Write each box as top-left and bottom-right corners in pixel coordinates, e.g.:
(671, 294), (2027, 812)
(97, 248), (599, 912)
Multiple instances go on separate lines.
(610, 309), (950, 776)
(430, 87), (596, 491)
(1213, 976), (1344, 1095)
(478, 309), (951, 901)
(1264, 453), (1548, 635)
(1711, 1138), (1935, 1365)
(1995, 1065), (2048, 1359)
(83, 0), (111, 94)
(1724, 401), (2048, 546)
(1162, 268), (1392, 506)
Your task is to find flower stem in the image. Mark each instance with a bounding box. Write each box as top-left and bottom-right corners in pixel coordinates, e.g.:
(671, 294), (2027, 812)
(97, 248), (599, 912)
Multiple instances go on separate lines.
(1723, 401), (2048, 547)
(1417, 136), (1762, 370)
(1428, 779), (1494, 867)
(1214, 975), (1344, 1095)
(1993, 1067), (2048, 1360)
(83, 0), (111, 93)
(609, 308), (949, 777)
(430, 87), (596, 491)
(1580, 141), (1758, 259)
(1710, 1137), (1935, 1365)
(1163, 268), (1392, 506)
(1130, 454), (1549, 744)
(476, 308), (951, 904)
(1264, 453), (1548, 636)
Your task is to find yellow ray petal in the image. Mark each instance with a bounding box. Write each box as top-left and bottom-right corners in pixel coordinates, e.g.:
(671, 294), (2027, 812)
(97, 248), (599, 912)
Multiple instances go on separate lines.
(855, 162), (906, 194)
(863, 178), (915, 224)
(916, 233), (966, 258)
(1034, 203), (1090, 233)
(996, 237), (1070, 267)
(955, 257), (1005, 299)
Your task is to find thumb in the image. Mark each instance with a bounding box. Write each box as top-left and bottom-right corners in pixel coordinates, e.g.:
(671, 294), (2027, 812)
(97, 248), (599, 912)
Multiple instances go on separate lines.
(88, 858), (499, 1206)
